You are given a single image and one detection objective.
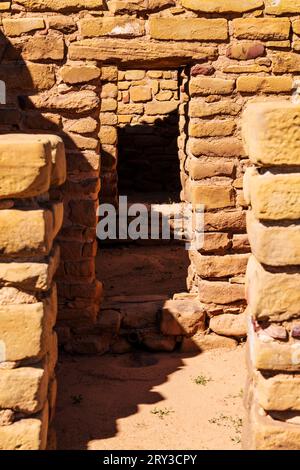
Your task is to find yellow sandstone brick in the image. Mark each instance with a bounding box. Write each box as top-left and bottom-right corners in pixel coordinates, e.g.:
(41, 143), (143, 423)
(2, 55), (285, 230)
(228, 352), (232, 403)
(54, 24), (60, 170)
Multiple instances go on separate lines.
(246, 255), (300, 322)
(190, 77), (235, 96)
(0, 403), (48, 450)
(182, 0), (263, 12)
(149, 18), (228, 41)
(265, 0), (300, 15)
(244, 167), (300, 220)
(242, 102), (300, 165)
(189, 120), (236, 137)
(237, 76), (292, 93)
(61, 65), (100, 84)
(232, 18), (290, 40)
(0, 134), (52, 199)
(0, 208), (54, 259)
(130, 86), (152, 102)
(16, 0), (103, 11)
(247, 210), (300, 266)
(190, 251), (249, 278)
(2, 18), (44, 36)
(0, 365), (48, 414)
(80, 17), (145, 38)
(253, 370), (300, 411)
(188, 182), (235, 210)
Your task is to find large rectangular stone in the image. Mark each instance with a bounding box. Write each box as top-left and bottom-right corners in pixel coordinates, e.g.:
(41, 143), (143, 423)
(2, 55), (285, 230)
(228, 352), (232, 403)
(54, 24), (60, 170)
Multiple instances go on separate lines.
(272, 52), (300, 73)
(16, 0), (103, 11)
(190, 251), (249, 278)
(0, 297), (55, 362)
(246, 255), (300, 322)
(242, 102), (300, 166)
(0, 245), (60, 292)
(160, 299), (206, 336)
(0, 364), (48, 414)
(69, 39), (217, 67)
(189, 99), (242, 118)
(189, 77), (235, 96)
(0, 208), (54, 259)
(0, 134), (52, 199)
(2, 18), (45, 36)
(198, 280), (245, 304)
(253, 370), (300, 411)
(265, 0), (300, 15)
(237, 76), (292, 93)
(232, 18), (290, 40)
(0, 403), (48, 450)
(244, 167), (300, 220)
(189, 138), (245, 157)
(149, 18), (228, 41)
(244, 397), (300, 450)
(80, 17), (145, 38)
(247, 211), (300, 266)
(188, 181), (235, 210)
(248, 316), (300, 372)
(182, 0), (263, 11)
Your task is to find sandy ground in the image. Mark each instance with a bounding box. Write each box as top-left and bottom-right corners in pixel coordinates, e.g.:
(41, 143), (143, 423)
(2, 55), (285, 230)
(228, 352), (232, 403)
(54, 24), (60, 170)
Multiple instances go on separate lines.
(55, 346), (246, 450)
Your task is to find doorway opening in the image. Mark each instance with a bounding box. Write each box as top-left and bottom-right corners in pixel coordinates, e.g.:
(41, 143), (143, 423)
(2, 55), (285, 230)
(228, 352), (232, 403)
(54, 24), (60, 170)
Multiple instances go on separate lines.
(97, 67), (189, 352)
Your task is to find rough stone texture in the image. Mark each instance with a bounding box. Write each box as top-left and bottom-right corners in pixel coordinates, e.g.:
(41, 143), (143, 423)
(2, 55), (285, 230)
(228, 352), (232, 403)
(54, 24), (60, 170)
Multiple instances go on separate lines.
(243, 102), (300, 166)
(246, 255), (300, 322)
(209, 312), (247, 338)
(161, 299), (206, 336)
(253, 370), (300, 411)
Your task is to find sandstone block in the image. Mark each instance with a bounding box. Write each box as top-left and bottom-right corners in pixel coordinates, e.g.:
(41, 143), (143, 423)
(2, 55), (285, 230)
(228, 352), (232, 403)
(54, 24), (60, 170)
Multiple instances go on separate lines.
(0, 208), (54, 259)
(0, 364), (48, 414)
(16, 0), (103, 11)
(2, 18), (44, 36)
(160, 299), (206, 336)
(110, 0), (175, 13)
(182, 0), (263, 12)
(0, 299), (54, 362)
(247, 211), (300, 266)
(242, 102), (300, 166)
(188, 181), (235, 210)
(244, 167), (300, 220)
(99, 126), (117, 145)
(0, 245), (59, 292)
(189, 138), (245, 158)
(189, 120), (236, 137)
(149, 18), (228, 41)
(26, 90), (100, 113)
(209, 312), (247, 337)
(248, 318), (300, 372)
(237, 76), (292, 93)
(61, 65), (100, 84)
(130, 86), (152, 102)
(204, 210), (246, 232)
(272, 52), (300, 73)
(190, 77), (235, 96)
(145, 101), (179, 115)
(0, 134), (52, 199)
(227, 42), (265, 60)
(201, 233), (231, 254)
(198, 280), (245, 305)
(246, 255), (300, 322)
(80, 17), (145, 38)
(265, 0), (300, 15)
(190, 251), (249, 278)
(253, 370), (300, 411)
(0, 403), (48, 450)
(0, 62), (55, 91)
(189, 99), (242, 118)
(232, 18), (290, 40)
(244, 398), (300, 450)
(21, 36), (65, 61)
(181, 332), (237, 352)
(189, 158), (235, 179)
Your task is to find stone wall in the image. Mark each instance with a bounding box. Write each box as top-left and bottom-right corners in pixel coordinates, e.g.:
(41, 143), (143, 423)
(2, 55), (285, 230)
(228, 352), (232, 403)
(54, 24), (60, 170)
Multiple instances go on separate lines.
(242, 101), (300, 450)
(0, 134), (66, 449)
(0, 1), (300, 348)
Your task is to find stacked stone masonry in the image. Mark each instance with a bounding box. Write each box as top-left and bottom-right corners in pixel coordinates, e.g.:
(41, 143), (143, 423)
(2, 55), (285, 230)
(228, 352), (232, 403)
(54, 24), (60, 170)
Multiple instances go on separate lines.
(0, 2), (300, 350)
(0, 133), (66, 449)
(242, 101), (300, 450)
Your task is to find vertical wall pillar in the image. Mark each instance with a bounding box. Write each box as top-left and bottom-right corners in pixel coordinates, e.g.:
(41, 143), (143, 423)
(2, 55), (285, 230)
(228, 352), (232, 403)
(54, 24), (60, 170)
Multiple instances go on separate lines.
(0, 134), (66, 450)
(242, 102), (300, 450)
